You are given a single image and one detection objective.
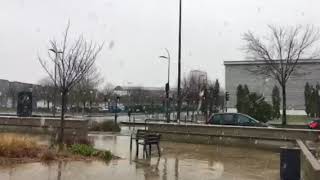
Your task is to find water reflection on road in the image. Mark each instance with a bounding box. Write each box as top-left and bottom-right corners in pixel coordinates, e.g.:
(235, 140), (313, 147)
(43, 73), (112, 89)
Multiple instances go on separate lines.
(0, 133), (279, 180)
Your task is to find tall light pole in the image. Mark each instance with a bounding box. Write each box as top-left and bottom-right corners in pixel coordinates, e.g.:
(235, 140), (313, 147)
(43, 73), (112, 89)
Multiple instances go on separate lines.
(159, 48), (171, 86)
(177, 0), (182, 121)
(126, 81), (133, 121)
(115, 96), (120, 124)
(159, 48), (171, 122)
(49, 48), (62, 117)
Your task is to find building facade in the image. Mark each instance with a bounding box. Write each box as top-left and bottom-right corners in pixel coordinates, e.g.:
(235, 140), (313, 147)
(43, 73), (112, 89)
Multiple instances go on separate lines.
(0, 79), (10, 107)
(224, 59), (320, 111)
(0, 79), (37, 108)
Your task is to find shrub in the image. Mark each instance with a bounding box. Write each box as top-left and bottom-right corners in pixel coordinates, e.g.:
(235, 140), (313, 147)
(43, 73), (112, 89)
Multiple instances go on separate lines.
(0, 134), (41, 158)
(99, 151), (112, 161)
(69, 144), (96, 156)
(64, 137), (93, 147)
(252, 100), (273, 123)
(247, 93), (273, 123)
(40, 150), (56, 161)
(69, 143), (112, 162)
(236, 85), (273, 122)
(89, 121), (121, 132)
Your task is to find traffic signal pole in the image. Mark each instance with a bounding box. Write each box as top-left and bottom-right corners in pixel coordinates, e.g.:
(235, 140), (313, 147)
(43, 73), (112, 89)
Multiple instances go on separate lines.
(225, 91), (230, 112)
(165, 83), (170, 123)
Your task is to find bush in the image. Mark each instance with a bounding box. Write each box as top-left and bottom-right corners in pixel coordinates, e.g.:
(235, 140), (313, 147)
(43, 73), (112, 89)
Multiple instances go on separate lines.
(247, 93), (273, 123)
(101, 151), (112, 161)
(90, 121), (121, 132)
(94, 150), (112, 161)
(64, 137), (93, 147)
(236, 85), (273, 122)
(251, 101), (273, 123)
(40, 150), (56, 161)
(69, 143), (112, 162)
(69, 144), (96, 156)
(0, 134), (41, 158)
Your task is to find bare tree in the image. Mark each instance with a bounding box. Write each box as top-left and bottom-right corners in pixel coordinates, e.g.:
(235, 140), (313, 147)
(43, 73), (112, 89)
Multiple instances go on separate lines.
(102, 83), (115, 99)
(208, 79), (220, 115)
(69, 67), (103, 112)
(39, 23), (103, 147)
(95, 83), (114, 110)
(243, 25), (319, 125)
(7, 84), (18, 109)
(181, 72), (203, 119)
(38, 77), (55, 110)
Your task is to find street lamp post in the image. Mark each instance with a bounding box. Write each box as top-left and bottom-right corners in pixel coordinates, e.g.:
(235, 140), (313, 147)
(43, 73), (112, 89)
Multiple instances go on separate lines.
(82, 92), (86, 115)
(108, 99), (111, 112)
(89, 90), (93, 109)
(126, 81), (132, 121)
(159, 48), (171, 122)
(49, 48), (62, 117)
(177, 0), (182, 121)
(115, 96), (120, 124)
(89, 90), (93, 115)
(159, 49), (171, 88)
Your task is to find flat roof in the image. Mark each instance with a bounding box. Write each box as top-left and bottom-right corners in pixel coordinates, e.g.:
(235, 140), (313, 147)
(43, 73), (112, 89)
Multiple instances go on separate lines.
(224, 59), (320, 65)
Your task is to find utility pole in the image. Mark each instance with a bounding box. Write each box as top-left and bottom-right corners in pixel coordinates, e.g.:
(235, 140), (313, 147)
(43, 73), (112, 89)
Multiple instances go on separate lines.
(177, 0), (182, 121)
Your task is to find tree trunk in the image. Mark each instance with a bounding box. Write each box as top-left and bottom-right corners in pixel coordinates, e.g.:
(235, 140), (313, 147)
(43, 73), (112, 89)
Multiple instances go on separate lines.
(58, 92), (67, 150)
(281, 84), (287, 125)
(12, 96), (16, 108)
(192, 103), (195, 121)
(186, 102), (189, 117)
(47, 100), (50, 110)
(82, 101), (86, 114)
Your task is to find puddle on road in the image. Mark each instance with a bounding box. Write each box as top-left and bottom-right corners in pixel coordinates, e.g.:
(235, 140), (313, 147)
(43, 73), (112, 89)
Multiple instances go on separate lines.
(0, 133), (279, 180)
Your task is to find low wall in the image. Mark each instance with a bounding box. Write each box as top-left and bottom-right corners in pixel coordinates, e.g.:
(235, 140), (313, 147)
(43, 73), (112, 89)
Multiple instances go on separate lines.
(296, 140), (320, 180)
(0, 116), (88, 139)
(269, 123), (308, 129)
(146, 122), (320, 149)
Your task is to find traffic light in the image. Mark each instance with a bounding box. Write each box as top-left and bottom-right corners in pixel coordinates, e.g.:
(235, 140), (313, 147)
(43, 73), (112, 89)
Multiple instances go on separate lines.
(225, 91), (230, 101)
(165, 83), (170, 98)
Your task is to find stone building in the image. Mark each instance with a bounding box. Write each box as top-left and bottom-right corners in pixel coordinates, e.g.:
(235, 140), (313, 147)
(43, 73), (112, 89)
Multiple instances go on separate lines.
(114, 86), (167, 106)
(0, 79), (37, 108)
(0, 79), (10, 107)
(224, 59), (320, 111)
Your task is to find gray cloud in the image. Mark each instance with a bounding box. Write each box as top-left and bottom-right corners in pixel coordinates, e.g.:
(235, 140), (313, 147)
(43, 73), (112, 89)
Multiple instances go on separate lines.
(0, 0), (319, 88)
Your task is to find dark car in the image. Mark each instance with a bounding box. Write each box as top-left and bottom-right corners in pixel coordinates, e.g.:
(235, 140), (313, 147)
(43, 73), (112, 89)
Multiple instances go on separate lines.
(308, 119), (320, 129)
(207, 113), (272, 127)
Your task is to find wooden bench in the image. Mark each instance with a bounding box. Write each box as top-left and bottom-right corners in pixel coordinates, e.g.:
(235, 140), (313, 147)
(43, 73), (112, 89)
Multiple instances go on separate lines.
(130, 129), (147, 150)
(130, 129), (161, 157)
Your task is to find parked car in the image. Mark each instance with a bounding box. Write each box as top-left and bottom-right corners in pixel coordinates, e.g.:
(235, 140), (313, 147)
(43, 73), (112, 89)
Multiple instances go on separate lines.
(110, 106), (122, 113)
(308, 119), (320, 129)
(99, 107), (109, 113)
(207, 113), (273, 128)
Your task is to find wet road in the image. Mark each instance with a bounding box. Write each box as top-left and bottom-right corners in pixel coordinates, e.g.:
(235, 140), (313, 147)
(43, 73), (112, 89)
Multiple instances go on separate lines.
(0, 133), (279, 180)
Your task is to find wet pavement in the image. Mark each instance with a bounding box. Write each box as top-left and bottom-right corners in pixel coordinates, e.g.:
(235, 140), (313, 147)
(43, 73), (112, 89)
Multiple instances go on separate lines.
(0, 132), (279, 180)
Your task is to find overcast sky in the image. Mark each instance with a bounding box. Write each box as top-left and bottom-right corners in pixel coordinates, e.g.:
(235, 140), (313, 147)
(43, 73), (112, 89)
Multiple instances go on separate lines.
(0, 0), (319, 88)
